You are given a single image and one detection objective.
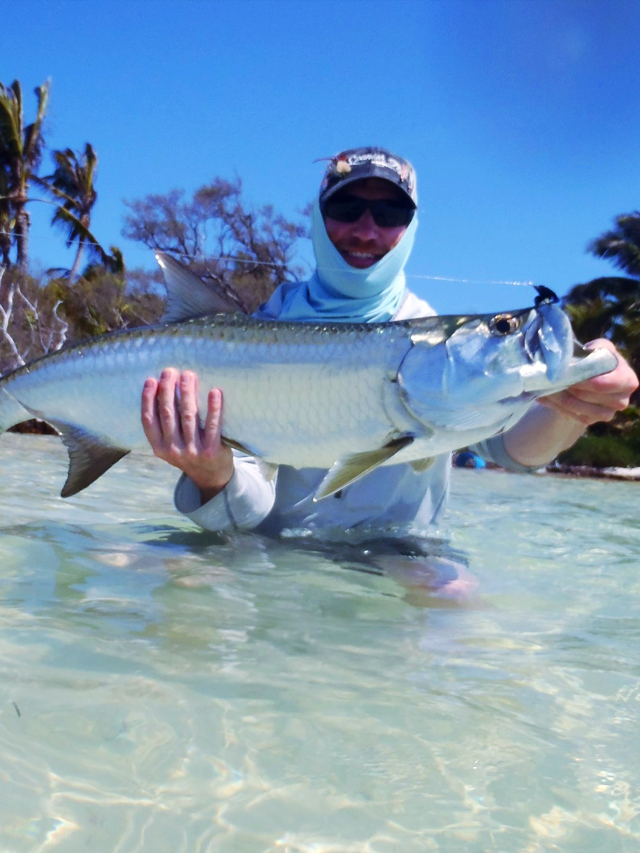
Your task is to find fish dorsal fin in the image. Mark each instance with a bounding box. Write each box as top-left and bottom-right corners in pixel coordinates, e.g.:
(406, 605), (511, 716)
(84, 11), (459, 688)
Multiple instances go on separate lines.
(313, 435), (414, 502)
(50, 422), (130, 498)
(155, 251), (248, 321)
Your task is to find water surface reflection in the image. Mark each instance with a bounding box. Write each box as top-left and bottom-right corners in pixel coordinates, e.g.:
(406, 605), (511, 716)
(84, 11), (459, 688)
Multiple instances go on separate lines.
(1, 435), (639, 852)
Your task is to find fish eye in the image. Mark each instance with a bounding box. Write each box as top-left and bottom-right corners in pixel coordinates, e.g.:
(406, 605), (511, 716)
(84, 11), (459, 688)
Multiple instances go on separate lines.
(488, 314), (521, 336)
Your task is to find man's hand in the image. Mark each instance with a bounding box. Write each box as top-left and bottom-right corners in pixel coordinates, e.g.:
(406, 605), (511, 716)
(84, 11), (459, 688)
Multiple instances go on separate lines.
(503, 340), (638, 468)
(538, 339), (638, 425)
(141, 368), (234, 503)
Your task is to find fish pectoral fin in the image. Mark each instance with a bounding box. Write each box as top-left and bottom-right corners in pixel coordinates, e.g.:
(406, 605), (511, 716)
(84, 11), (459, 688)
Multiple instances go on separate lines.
(410, 457), (436, 473)
(51, 422), (131, 498)
(313, 435), (414, 502)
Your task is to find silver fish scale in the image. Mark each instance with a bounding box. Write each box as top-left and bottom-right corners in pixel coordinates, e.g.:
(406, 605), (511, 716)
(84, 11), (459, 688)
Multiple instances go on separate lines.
(2, 315), (415, 468)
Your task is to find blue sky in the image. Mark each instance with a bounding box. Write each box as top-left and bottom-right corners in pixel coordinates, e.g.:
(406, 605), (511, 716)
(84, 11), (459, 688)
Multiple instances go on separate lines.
(2, 0), (638, 313)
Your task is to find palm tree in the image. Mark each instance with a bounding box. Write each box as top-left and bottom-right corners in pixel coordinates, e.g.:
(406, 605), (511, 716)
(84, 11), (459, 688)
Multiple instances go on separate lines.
(588, 212), (640, 277)
(43, 143), (108, 281)
(564, 214), (640, 395)
(558, 223), (640, 466)
(563, 276), (640, 363)
(0, 79), (49, 272)
(0, 164), (12, 267)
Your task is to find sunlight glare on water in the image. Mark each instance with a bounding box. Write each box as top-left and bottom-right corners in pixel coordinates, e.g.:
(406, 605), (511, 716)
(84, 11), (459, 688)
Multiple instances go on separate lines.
(1, 435), (640, 852)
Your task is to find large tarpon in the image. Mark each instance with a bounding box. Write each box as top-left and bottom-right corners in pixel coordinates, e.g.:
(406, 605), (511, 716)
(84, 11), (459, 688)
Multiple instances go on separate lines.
(0, 254), (617, 500)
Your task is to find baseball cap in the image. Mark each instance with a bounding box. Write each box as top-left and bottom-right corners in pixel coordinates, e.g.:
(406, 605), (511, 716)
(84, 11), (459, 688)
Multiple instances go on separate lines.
(318, 147), (417, 207)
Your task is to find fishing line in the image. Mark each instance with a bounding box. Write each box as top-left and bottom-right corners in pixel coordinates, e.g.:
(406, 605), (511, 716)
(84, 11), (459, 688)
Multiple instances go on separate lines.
(0, 236), (536, 288)
(405, 273), (533, 287)
(162, 250), (537, 288)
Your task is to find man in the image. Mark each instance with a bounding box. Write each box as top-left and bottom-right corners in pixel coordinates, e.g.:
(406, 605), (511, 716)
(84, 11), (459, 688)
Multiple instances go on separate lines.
(141, 148), (637, 585)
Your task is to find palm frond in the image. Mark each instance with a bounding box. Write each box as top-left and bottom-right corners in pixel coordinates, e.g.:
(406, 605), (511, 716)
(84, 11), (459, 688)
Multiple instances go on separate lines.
(563, 276), (640, 307)
(43, 143), (98, 211)
(22, 80), (49, 166)
(33, 176), (80, 210)
(49, 205), (107, 260)
(588, 212), (640, 278)
(0, 84), (22, 160)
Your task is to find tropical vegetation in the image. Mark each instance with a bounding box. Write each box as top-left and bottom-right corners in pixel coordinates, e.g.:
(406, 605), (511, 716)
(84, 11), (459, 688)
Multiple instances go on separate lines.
(558, 212), (640, 468)
(44, 143), (123, 281)
(0, 77), (133, 379)
(0, 79), (49, 272)
(0, 77), (306, 379)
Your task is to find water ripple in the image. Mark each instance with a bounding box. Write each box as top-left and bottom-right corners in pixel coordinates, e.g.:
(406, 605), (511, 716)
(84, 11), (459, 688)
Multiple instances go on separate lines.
(0, 438), (639, 851)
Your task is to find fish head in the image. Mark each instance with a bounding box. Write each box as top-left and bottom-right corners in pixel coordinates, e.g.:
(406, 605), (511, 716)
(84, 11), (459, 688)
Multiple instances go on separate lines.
(397, 299), (618, 437)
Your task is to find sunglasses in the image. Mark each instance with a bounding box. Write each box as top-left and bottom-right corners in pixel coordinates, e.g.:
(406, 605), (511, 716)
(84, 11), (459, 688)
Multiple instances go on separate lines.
(322, 195), (415, 228)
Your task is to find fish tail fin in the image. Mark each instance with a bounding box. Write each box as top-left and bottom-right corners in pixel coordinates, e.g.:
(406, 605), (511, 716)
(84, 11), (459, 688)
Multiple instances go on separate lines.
(47, 422), (130, 498)
(0, 386), (33, 434)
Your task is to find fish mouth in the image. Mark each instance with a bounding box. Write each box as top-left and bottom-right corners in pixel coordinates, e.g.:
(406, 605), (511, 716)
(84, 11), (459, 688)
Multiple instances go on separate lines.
(519, 338), (618, 397)
(543, 345), (619, 394)
(523, 302), (573, 384)
(518, 302), (617, 396)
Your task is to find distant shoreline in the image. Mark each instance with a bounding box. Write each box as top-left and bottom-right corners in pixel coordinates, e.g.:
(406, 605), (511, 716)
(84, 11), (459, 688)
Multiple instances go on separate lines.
(10, 421), (640, 483)
(543, 463), (640, 482)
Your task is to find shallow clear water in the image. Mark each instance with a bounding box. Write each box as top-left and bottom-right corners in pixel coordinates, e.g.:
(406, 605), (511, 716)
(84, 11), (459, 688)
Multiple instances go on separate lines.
(1, 435), (640, 852)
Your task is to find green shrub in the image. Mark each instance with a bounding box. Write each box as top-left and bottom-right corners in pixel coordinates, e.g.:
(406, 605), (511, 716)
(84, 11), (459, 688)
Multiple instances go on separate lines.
(557, 433), (640, 467)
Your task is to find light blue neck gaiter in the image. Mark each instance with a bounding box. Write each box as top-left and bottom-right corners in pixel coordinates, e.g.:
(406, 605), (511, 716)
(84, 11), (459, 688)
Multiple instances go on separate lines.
(255, 199), (418, 323)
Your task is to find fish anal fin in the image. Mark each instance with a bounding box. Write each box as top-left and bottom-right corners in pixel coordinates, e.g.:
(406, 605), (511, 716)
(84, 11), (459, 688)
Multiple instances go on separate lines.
(410, 457), (435, 473)
(221, 435), (277, 482)
(314, 435), (414, 502)
(51, 422), (131, 498)
(256, 460), (278, 482)
(221, 436), (256, 455)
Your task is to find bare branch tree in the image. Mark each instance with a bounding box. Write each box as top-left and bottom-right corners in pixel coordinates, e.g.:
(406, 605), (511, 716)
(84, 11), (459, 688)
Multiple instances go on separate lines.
(0, 266), (26, 369)
(122, 176), (310, 312)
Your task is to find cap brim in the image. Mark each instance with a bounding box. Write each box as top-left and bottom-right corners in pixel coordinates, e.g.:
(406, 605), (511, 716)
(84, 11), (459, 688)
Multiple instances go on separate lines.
(321, 166), (416, 207)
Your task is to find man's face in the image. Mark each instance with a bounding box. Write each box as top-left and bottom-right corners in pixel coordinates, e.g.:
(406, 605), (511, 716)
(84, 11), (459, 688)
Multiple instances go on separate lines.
(323, 178), (412, 269)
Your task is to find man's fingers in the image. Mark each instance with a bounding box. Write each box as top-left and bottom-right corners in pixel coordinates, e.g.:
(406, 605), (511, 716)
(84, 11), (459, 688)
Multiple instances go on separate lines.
(203, 387), (224, 451)
(561, 386), (633, 409)
(571, 339), (638, 396)
(157, 367), (180, 442)
(179, 371), (201, 452)
(141, 374), (234, 492)
(538, 390), (618, 425)
(539, 339), (638, 428)
(141, 377), (163, 446)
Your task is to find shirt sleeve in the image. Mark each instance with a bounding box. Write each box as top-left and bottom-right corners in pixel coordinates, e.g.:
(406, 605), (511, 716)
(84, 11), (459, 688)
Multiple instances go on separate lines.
(174, 454), (277, 532)
(470, 434), (544, 474)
